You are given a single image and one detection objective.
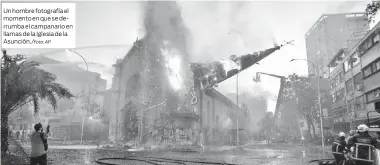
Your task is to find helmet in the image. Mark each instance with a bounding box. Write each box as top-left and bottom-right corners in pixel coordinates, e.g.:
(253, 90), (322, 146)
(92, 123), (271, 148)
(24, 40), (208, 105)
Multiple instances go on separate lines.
(339, 132), (346, 137)
(358, 124), (369, 133)
(34, 123), (42, 131)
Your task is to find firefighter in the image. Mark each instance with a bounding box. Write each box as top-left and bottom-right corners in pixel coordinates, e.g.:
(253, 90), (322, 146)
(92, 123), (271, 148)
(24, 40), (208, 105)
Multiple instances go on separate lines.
(347, 124), (378, 165)
(332, 132), (347, 165)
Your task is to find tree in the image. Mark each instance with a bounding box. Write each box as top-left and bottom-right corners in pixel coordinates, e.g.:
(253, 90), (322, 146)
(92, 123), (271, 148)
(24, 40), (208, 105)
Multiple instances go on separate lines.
(1, 49), (73, 154)
(258, 111), (275, 131)
(77, 86), (102, 117)
(281, 74), (320, 140)
(365, 0), (380, 23)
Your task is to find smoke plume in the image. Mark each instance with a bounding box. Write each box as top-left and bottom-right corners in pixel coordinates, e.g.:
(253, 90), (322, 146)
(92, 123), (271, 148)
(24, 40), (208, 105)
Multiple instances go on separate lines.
(143, 1), (191, 59)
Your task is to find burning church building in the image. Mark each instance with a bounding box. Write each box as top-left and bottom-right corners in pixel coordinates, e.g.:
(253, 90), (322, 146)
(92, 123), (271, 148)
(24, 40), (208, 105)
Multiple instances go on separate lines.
(105, 1), (292, 147)
(106, 1), (244, 147)
(107, 1), (203, 146)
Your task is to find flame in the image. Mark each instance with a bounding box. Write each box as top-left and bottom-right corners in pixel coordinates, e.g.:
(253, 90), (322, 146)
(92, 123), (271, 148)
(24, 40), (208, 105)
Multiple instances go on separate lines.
(161, 44), (182, 91)
(220, 59), (240, 76)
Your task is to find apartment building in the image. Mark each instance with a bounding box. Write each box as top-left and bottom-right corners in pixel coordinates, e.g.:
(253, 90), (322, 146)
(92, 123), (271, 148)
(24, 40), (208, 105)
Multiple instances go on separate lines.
(328, 21), (380, 132)
(306, 13), (368, 78)
(358, 22), (380, 120)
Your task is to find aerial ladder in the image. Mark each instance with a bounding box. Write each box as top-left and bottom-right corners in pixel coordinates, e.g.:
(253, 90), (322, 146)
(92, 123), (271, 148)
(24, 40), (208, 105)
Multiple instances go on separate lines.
(253, 72), (287, 142)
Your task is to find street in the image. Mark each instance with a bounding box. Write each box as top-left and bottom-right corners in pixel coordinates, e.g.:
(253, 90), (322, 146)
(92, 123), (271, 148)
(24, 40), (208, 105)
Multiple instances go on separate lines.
(19, 143), (331, 165)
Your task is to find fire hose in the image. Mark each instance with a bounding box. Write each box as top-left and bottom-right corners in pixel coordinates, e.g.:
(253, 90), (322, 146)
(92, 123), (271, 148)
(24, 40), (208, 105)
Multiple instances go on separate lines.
(95, 156), (238, 165)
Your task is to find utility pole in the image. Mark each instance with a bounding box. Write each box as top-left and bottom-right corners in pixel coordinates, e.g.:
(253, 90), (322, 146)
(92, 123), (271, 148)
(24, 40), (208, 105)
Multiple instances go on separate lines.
(236, 73), (239, 146)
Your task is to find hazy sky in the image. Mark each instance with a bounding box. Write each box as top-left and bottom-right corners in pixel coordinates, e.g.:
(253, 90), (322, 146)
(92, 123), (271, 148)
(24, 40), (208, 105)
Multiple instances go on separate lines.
(6, 0), (369, 112)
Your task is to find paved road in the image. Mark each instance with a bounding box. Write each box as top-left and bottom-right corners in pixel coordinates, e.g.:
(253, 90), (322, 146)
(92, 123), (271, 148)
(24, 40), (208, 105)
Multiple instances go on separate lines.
(19, 144), (333, 165)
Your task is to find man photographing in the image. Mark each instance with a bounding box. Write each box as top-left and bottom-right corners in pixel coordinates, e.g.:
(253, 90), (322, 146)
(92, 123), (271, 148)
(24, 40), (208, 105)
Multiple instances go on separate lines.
(30, 123), (50, 165)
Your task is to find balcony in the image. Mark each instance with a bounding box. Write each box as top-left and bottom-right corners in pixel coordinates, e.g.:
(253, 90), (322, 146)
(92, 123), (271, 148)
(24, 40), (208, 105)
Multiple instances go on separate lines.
(346, 31), (368, 49)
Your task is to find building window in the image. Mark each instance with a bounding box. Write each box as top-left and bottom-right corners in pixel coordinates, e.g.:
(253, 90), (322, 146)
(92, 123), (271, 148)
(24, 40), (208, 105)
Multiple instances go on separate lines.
(366, 38), (374, 49)
(375, 89), (380, 100)
(348, 99), (355, 112)
(335, 88), (345, 102)
(366, 88), (380, 103)
(344, 60), (351, 72)
(353, 73), (363, 86)
(359, 32), (379, 55)
(341, 88), (346, 100)
(363, 66), (372, 77)
(345, 79), (354, 93)
(332, 94), (336, 103)
(355, 95), (365, 110)
(335, 76), (340, 87)
(339, 72), (344, 83)
(363, 57), (380, 78)
(334, 106), (347, 117)
(351, 52), (360, 67)
(374, 33), (380, 43)
(373, 62), (378, 74)
(336, 90), (341, 102)
(329, 65), (337, 74)
(367, 92), (375, 103)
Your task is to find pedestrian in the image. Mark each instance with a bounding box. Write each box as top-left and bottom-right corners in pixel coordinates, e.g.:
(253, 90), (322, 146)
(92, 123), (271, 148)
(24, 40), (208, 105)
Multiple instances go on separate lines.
(30, 123), (50, 165)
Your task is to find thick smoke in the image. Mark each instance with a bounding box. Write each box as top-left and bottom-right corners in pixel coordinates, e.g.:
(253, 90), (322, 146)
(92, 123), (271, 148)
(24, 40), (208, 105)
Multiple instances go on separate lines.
(142, 2), (194, 114)
(143, 1), (191, 59)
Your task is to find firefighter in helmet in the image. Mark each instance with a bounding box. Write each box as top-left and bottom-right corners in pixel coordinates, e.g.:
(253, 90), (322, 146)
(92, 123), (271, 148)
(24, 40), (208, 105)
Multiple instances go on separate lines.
(331, 132), (347, 165)
(347, 124), (378, 165)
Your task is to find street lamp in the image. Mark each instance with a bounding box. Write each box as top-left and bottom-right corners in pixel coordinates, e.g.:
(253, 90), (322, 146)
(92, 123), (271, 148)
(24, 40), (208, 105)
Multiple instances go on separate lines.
(290, 58), (325, 149)
(66, 49), (89, 144)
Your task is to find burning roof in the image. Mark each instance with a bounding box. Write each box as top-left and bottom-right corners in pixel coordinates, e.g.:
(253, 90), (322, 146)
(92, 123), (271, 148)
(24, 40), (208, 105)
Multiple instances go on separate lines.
(190, 40), (294, 89)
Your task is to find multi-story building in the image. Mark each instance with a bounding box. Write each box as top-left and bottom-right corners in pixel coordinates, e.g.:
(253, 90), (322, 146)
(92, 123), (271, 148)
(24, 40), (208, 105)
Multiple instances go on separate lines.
(306, 12), (369, 133)
(358, 21), (380, 122)
(328, 21), (380, 132)
(306, 13), (368, 78)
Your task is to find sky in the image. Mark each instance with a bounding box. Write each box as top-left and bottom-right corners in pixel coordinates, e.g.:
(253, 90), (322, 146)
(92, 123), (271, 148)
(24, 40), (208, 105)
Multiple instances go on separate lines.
(5, 0), (370, 113)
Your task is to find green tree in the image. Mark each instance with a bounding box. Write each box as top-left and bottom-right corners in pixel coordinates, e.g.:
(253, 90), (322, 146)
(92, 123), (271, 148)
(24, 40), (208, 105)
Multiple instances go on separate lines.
(1, 49), (73, 154)
(281, 74), (319, 140)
